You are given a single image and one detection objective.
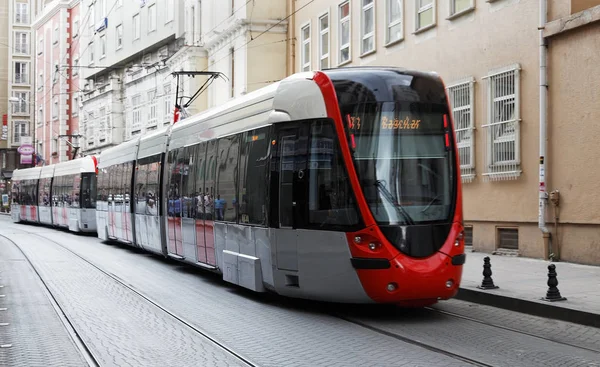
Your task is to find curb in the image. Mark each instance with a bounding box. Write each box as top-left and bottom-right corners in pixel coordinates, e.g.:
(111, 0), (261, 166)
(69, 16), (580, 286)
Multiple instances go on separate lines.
(456, 287), (600, 329)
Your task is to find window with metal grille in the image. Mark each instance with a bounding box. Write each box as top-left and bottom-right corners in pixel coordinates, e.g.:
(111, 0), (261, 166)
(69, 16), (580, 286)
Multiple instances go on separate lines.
(131, 95), (142, 131)
(497, 227), (518, 250)
(147, 90), (157, 127)
(447, 77), (475, 183)
(482, 64), (521, 181)
(464, 226), (473, 247)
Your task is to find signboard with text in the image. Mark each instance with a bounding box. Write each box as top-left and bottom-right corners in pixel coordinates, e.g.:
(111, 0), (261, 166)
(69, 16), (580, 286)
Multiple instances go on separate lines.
(18, 136), (33, 165)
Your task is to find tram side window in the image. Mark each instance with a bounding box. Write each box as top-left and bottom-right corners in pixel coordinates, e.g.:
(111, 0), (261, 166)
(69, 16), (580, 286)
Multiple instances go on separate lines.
(51, 176), (59, 207)
(307, 120), (359, 228)
(135, 161), (147, 214)
(216, 134), (240, 222)
(11, 181), (19, 205)
(239, 127), (270, 225)
(38, 177), (50, 206)
(204, 140), (218, 220)
(124, 162), (133, 209)
(71, 174), (81, 208)
(167, 150), (182, 217)
(96, 168), (107, 203)
(145, 156), (161, 216)
(180, 146), (197, 219)
(193, 143), (208, 220)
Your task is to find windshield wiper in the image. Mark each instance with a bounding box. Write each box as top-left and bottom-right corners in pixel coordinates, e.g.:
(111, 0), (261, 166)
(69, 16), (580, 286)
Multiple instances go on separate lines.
(374, 180), (415, 225)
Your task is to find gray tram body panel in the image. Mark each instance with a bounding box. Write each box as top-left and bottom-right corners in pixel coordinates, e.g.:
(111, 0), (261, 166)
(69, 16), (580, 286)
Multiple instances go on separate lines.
(93, 72), (373, 302)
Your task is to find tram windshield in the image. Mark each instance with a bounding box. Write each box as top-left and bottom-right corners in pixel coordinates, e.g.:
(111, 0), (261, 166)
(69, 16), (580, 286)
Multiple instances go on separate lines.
(345, 101), (455, 225)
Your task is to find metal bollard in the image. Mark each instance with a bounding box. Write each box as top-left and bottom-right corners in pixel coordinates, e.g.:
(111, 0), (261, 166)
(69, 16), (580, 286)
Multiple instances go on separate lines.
(477, 256), (499, 290)
(542, 264), (567, 302)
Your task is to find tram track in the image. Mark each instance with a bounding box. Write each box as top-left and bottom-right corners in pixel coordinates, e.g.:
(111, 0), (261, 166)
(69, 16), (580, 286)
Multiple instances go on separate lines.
(425, 306), (600, 354)
(333, 314), (495, 367)
(3, 230), (257, 367)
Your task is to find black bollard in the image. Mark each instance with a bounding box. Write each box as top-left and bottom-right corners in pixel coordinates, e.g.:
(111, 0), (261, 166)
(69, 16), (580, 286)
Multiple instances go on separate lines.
(542, 264), (567, 302)
(477, 256), (499, 290)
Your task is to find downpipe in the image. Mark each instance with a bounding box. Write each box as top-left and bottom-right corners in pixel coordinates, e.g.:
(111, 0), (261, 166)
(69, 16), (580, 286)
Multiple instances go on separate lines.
(538, 0), (552, 258)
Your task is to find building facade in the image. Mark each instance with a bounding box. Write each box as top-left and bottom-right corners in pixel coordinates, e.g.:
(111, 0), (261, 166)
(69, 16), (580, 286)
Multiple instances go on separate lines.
(202, 0), (288, 108)
(291, 0), (600, 265)
(33, 0), (81, 165)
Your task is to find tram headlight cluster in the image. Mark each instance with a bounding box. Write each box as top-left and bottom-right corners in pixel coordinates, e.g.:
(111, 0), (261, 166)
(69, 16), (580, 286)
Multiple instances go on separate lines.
(454, 230), (464, 247)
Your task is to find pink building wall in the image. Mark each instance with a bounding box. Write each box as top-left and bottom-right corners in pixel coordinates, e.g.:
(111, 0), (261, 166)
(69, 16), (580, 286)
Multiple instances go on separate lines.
(35, 1), (80, 165)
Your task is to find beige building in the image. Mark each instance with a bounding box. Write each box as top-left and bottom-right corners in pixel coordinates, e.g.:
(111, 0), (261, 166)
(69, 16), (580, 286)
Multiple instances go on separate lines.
(290, 0), (600, 265)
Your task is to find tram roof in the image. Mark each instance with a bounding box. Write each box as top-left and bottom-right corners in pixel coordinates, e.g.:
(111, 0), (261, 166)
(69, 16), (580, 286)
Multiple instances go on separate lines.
(97, 137), (140, 168)
(12, 166), (42, 181)
(39, 164), (56, 179)
(53, 156), (97, 177)
(137, 126), (170, 160)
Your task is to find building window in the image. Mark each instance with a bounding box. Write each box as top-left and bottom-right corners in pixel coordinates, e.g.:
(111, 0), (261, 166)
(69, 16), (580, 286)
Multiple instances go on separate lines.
(133, 14), (140, 40)
(148, 90), (157, 126)
(100, 35), (106, 57)
(53, 137), (58, 152)
(132, 94), (142, 131)
(53, 97), (58, 119)
(464, 226), (473, 247)
(14, 31), (30, 55)
(448, 77), (475, 183)
(53, 62), (59, 84)
(15, 1), (29, 24)
(148, 4), (156, 32)
(386, 0), (403, 44)
(73, 96), (79, 116)
(230, 48), (235, 98)
(319, 13), (329, 70)
(300, 23), (311, 72)
(166, 0), (174, 22)
(73, 19), (79, 37)
(89, 41), (94, 64)
(482, 64), (521, 181)
(38, 38), (43, 55)
(37, 107), (43, 126)
(53, 26), (59, 45)
(497, 227), (518, 250)
(450, 0), (473, 16)
(14, 62), (29, 84)
(13, 121), (28, 144)
(164, 84), (172, 123)
(12, 92), (29, 115)
(73, 59), (79, 76)
(361, 0), (375, 55)
(338, 1), (351, 64)
(415, 0), (435, 31)
(116, 24), (123, 49)
(38, 72), (43, 89)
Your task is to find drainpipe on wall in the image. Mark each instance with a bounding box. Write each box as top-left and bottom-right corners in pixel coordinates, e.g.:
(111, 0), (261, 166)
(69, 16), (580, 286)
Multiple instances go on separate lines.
(538, 0), (551, 259)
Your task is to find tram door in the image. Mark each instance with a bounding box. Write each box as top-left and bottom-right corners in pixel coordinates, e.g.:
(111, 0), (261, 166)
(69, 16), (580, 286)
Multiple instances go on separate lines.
(275, 124), (309, 272)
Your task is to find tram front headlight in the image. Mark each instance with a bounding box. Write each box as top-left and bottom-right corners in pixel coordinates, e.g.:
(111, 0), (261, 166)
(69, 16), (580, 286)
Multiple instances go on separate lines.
(368, 242), (380, 251)
(445, 279), (454, 288)
(387, 282), (398, 292)
(454, 231), (464, 247)
(354, 236), (362, 244)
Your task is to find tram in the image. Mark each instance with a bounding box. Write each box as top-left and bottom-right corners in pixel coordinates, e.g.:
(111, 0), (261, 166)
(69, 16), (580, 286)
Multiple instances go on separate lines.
(10, 155), (98, 233)
(93, 67), (465, 306)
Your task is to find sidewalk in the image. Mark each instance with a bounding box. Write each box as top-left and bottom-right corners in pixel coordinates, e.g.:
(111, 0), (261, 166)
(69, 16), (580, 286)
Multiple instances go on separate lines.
(457, 249), (600, 328)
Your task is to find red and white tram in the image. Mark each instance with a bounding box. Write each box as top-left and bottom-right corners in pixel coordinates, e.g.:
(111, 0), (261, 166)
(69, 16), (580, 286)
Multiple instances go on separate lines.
(94, 67), (466, 306)
(11, 156), (98, 233)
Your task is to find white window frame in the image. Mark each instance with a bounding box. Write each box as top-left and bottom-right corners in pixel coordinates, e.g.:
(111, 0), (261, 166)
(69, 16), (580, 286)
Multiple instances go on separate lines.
(37, 106), (43, 126)
(73, 19), (79, 38)
(318, 12), (330, 70)
(116, 24), (123, 49)
(100, 34), (106, 58)
(338, 0), (351, 65)
(52, 96), (58, 119)
(300, 21), (311, 72)
(38, 72), (43, 90)
(132, 94), (142, 131)
(449, 0), (474, 17)
(133, 14), (141, 40)
(386, 0), (404, 45)
(38, 37), (43, 55)
(447, 77), (476, 183)
(148, 89), (157, 127)
(163, 84), (172, 123)
(53, 25), (59, 45)
(14, 31), (30, 55)
(89, 41), (94, 64)
(482, 63), (522, 181)
(72, 96), (79, 116)
(73, 59), (79, 76)
(360, 0), (375, 55)
(14, 1), (29, 24)
(13, 121), (29, 144)
(415, 0), (436, 32)
(12, 92), (29, 115)
(14, 61), (30, 85)
(148, 4), (157, 32)
(166, 0), (174, 23)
